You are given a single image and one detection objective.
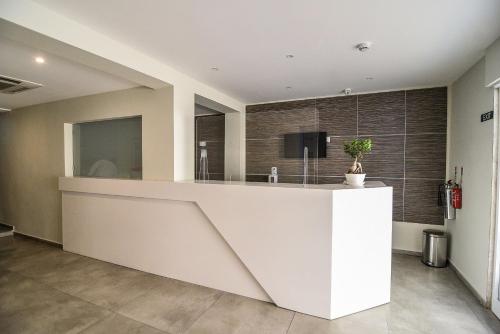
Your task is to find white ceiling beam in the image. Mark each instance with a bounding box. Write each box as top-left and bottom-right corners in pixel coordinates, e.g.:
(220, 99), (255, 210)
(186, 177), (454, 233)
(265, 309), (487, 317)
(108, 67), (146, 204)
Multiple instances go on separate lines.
(0, 0), (245, 111)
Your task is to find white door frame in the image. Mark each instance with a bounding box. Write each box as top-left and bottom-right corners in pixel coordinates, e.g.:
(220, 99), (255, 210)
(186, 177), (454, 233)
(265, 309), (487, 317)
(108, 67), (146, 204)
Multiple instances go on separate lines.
(491, 87), (500, 318)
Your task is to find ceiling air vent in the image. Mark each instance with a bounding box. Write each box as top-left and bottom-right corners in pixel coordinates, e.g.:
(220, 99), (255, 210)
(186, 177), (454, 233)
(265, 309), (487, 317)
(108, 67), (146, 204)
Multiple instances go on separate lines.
(0, 74), (42, 94)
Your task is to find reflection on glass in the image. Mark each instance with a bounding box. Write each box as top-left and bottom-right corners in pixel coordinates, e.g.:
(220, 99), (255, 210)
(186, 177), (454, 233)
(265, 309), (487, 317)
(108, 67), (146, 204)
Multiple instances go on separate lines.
(198, 141), (210, 181)
(73, 116), (142, 179)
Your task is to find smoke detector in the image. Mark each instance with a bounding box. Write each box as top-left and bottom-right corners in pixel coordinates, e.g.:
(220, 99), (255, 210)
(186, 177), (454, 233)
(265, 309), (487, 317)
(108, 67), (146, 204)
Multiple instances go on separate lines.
(0, 74), (42, 94)
(343, 88), (352, 96)
(356, 42), (372, 52)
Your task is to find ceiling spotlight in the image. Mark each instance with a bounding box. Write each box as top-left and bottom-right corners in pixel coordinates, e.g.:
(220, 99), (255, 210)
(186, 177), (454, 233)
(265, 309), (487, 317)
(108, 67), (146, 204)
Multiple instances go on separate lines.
(285, 54), (294, 58)
(35, 56), (45, 64)
(356, 42), (372, 52)
(343, 88), (352, 96)
(211, 67), (219, 71)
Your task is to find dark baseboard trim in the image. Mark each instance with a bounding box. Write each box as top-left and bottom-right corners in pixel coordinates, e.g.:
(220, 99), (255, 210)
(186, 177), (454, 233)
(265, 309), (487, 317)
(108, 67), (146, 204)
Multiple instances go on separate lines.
(13, 231), (63, 249)
(392, 248), (422, 257)
(449, 260), (487, 306)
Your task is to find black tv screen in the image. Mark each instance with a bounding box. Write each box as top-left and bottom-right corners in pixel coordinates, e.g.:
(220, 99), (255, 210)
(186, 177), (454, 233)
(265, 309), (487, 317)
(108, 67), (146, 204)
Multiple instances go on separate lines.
(284, 132), (327, 158)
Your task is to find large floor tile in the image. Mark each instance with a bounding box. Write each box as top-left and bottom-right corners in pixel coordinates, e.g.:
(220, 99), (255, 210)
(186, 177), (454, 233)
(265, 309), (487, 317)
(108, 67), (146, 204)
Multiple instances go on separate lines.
(0, 237), (54, 267)
(3, 247), (81, 277)
(185, 293), (294, 334)
(81, 313), (165, 334)
(38, 255), (159, 310)
(288, 306), (388, 334)
(0, 270), (110, 334)
(1, 236), (499, 334)
(118, 277), (223, 334)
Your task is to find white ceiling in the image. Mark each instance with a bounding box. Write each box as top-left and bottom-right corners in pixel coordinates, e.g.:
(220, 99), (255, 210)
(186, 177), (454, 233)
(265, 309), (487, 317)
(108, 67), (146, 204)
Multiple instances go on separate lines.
(0, 35), (136, 109)
(33, 0), (500, 104)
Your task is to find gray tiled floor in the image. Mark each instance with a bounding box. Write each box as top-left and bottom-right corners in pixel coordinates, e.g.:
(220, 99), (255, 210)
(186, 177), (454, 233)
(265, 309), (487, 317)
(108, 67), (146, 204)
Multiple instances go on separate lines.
(1, 236), (499, 334)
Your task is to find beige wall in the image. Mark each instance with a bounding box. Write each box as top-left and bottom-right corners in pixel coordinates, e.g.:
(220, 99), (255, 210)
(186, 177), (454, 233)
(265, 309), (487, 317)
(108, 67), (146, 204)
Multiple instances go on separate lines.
(448, 58), (495, 302)
(0, 86), (174, 242)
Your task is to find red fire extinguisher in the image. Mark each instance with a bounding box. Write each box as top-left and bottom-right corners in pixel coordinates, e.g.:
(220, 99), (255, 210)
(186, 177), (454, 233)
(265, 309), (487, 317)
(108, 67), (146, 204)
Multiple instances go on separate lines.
(452, 167), (462, 209)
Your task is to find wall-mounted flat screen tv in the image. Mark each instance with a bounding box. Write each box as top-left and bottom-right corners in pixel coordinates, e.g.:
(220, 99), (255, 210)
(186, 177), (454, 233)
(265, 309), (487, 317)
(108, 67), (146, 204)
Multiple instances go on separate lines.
(284, 132), (327, 158)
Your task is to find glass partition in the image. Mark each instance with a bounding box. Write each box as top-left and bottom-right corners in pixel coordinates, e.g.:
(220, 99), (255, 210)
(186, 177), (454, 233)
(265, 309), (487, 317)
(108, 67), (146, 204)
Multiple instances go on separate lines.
(73, 116), (142, 179)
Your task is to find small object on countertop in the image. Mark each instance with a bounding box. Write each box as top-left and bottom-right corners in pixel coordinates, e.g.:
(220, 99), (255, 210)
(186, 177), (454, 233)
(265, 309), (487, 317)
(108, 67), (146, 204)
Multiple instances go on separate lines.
(268, 167), (278, 184)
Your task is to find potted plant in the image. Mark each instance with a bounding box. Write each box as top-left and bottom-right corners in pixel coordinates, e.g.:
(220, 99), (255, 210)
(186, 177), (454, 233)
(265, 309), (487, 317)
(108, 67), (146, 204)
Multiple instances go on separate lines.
(343, 138), (372, 186)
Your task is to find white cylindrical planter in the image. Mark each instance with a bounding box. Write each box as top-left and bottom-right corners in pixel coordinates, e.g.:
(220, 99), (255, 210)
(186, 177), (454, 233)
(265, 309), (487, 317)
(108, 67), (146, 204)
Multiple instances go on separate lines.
(345, 173), (366, 186)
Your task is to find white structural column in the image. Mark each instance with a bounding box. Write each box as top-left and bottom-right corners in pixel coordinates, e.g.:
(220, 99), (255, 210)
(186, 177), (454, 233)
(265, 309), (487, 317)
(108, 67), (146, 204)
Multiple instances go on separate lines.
(59, 178), (392, 319)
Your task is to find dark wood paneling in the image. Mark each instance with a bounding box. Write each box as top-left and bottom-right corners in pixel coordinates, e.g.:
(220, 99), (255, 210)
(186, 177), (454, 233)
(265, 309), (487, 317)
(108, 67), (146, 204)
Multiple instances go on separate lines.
(316, 176), (346, 184)
(246, 103), (317, 140)
(405, 134), (446, 179)
(318, 136), (355, 176)
(207, 173), (225, 181)
(358, 91), (405, 135)
(195, 115), (225, 180)
(195, 115), (225, 142)
(317, 96), (357, 136)
(360, 135), (405, 178)
(246, 174), (269, 183)
(246, 99), (315, 113)
(404, 179), (443, 225)
(195, 141), (225, 175)
(406, 87), (447, 134)
(246, 174), (319, 184)
(246, 139), (317, 176)
(245, 87), (447, 225)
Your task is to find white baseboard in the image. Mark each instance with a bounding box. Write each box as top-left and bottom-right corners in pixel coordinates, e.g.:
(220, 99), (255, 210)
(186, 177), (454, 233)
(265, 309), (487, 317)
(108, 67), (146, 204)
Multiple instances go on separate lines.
(392, 221), (445, 253)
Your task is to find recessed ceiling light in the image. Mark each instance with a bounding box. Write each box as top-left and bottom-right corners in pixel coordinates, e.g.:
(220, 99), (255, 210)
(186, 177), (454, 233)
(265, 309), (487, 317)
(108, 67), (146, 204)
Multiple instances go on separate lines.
(211, 67), (219, 71)
(285, 54), (294, 58)
(35, 56), (45, 64)
(286, 86), (292, 89)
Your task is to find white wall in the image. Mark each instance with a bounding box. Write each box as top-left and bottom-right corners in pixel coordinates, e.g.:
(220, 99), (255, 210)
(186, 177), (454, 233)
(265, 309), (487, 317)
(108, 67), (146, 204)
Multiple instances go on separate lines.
(0, 0), (246, 181)
(392, 221), (445, 253)
(0, 87), (173, 243)
(448, 58), (495, 302)
(225, 111), (246, 181)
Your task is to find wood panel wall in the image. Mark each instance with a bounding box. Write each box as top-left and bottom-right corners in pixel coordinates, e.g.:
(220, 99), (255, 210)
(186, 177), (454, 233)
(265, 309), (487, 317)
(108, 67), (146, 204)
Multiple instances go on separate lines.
(246, 87), (447, 225)
(195, 115), (225, 181)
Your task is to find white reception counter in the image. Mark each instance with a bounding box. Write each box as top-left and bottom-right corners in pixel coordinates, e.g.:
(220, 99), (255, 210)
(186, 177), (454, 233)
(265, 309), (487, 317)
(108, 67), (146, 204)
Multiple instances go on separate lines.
(59, 177), (393, 319)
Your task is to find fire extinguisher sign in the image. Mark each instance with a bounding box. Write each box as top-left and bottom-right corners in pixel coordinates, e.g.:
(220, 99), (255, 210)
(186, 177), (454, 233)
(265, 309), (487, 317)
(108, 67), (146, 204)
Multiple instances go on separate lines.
(481, 110), (494, 122)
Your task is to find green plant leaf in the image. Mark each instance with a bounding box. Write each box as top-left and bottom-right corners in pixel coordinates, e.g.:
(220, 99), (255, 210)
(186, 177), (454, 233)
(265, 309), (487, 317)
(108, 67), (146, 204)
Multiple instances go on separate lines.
(343, 138), (372, 161)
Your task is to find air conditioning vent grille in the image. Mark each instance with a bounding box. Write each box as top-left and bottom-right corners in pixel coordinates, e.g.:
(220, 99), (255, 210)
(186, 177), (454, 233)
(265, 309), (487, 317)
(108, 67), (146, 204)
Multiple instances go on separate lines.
(0, 74), (42, 94)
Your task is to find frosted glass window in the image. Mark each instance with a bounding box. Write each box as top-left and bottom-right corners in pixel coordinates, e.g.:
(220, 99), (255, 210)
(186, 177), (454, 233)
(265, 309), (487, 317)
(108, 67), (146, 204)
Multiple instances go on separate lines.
(73, 117), (142, 179)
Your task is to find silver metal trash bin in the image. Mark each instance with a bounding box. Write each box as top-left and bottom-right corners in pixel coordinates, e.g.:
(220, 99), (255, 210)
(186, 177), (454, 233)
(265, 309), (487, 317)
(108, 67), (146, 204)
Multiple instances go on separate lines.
(422, 229), (448, 267)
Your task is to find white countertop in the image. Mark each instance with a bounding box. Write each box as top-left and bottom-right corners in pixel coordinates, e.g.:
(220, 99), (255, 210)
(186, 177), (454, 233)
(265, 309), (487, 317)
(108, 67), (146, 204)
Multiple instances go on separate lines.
(61, 177), (388, 192)
(179, 179), (387, 190)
